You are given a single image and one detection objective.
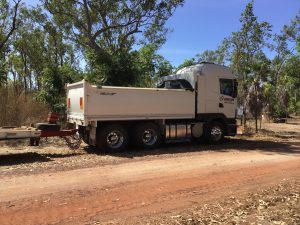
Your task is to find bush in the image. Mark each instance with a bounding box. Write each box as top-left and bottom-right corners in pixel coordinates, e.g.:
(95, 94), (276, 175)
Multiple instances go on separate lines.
(0, 86), (48, 127)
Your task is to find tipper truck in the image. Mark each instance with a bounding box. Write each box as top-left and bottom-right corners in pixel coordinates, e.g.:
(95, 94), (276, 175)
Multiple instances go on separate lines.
(66, 62), (238, 150)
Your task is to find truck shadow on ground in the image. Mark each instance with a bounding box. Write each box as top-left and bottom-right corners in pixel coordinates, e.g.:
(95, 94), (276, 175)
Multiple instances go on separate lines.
(0, 137), (299, 167)
(86, 137), (300, 158)
(0, 152), (82, 166)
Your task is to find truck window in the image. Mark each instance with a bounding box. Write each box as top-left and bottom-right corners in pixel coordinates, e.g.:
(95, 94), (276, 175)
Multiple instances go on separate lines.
(157, 82), (165, 88)
(179, 79), (193, 89)
(220, 79), (234, 97)
(158, 79), (193, 90)
(169, 80), (182, 89)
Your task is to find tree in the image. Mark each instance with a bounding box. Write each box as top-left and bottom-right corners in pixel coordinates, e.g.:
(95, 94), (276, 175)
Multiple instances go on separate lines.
(195, 49), (226, 65)
(175, 42), (229, 72)
(43, 0), (184, 86)
(0, 0), (21, 86)
(135, 44), (173, 86)
(223, 0), (272, 126)
(279, 55), (300, 115)
(155, 56), (173, 78)
(248, 53), (271, 132)
(0, 0), (21, 52)
(176, 58), (197, 71)
(4, 6), (81, 111)
(247, 80), (263, 132)
(265, 13), (300, 118)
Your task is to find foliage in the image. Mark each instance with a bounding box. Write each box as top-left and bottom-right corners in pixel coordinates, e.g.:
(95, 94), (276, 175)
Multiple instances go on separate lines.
(176, 58), (197, 71)
(263, 14), (300, 117)
(0, 0), (21, 52)
(43, 0), (184, 86)
(0, 0), (299, 126)
(196, 49), (226, 65)
(177, 1), (300, 120)
(224, 0), (272, 125)
(135, 44), (174, 86)
(36, 64), (80, 112)
(0, 84), (48, 126)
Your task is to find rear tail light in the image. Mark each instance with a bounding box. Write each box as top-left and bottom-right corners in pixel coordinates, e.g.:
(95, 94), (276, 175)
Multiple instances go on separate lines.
(80, 97), (84, 110)
(67, 98), (71, 109)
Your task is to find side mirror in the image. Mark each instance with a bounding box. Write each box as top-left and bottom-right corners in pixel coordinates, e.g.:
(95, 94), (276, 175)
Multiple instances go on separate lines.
(231, 91), (237, 98)
(232, 80), (238, 98)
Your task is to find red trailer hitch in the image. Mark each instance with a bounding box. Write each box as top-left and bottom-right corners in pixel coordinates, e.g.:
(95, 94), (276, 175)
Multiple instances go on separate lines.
(30, 129), (82, 149)
(30, 112), (82, 149)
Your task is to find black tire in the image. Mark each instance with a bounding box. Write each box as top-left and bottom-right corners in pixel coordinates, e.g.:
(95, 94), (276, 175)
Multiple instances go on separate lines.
(35, 123), (60, 131)
(29, 137), (40, 146)
(82, 133), (90, 145)
(97, 124), (128, 151)
(132, 123), (161, 149)
(204, 121), (224, 144)
(78, 126), (89, 144)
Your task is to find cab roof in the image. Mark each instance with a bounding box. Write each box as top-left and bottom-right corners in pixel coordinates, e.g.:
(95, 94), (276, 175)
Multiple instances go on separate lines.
(160, 62), (235, 89)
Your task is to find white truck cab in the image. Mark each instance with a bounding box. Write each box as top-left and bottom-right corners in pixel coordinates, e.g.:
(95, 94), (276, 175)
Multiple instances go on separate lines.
(67, 62), (237, 151)
(160, 63), (237, 119)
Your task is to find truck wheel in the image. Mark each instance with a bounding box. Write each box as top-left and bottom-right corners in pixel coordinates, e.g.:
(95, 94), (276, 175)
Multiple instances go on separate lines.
(205, 121), (224, 144)
(97, 125), (128, 151)
(132, 123), (161, 149)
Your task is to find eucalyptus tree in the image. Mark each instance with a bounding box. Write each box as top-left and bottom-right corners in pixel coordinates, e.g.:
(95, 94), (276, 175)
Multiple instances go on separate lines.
(195, 49), (226, 65)
(135, 44), (173, 87)
(264, 13), (300, 118)
(222, 0), (272, 125)
(43, 0), (185, 86)
(0, 0), (21, 86)
(0, 0), (21, 52)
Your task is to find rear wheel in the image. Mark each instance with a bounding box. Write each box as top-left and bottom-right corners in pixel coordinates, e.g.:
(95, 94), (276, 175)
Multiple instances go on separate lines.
(97, 124), (128, 151)
(205, 121), (224, 144)
(132, 123), (161, 149)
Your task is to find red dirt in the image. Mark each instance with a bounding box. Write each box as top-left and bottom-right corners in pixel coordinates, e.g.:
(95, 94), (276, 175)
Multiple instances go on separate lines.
(1, 147), (299, 225)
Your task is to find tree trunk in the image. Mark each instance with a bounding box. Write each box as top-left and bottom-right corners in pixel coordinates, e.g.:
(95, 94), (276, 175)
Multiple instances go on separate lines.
(255, 87), (258, 133)
(259, 115), (262, 129)
(243, 106), (247, 127)
(255, 110), (258, 133)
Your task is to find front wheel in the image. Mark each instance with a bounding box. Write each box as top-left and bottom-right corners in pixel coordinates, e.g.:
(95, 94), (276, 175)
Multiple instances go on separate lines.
(97, 125), (129, 151)
(205, 121), (224, 144)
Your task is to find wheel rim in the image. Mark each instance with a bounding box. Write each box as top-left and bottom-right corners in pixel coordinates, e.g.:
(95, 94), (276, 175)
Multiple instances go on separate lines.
(142, 129), (157, 146)
(210, 126), (222, 142)
(106, 131), (124, 149)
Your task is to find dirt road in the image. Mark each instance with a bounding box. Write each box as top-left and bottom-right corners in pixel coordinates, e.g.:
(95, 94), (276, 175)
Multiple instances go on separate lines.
(0, 138), (299, 225)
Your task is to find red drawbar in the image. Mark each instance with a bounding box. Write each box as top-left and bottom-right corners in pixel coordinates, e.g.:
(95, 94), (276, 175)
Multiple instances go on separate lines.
(40, 129), (77, 137)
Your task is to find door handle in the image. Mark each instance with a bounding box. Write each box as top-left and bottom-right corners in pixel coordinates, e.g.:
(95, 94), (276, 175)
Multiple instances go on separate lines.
(219, 103), (224, 108)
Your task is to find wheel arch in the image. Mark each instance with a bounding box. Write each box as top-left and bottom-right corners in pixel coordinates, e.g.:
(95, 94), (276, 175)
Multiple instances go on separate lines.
(197, 113), (229, 135)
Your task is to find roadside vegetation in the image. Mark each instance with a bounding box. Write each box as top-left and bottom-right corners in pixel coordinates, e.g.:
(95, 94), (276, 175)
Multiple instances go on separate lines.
(0, 0), (299, 129)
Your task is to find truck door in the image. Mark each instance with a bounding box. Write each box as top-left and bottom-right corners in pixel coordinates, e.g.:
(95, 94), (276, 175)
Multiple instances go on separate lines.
(218, 78), (237, 118)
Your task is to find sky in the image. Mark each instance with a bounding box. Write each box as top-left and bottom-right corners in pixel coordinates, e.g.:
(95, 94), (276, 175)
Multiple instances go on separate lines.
(25, 0), (300, 66)
(158, 0), (300, 66)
